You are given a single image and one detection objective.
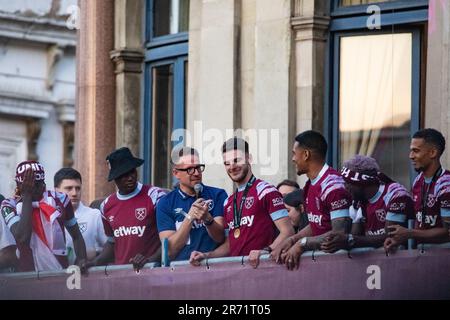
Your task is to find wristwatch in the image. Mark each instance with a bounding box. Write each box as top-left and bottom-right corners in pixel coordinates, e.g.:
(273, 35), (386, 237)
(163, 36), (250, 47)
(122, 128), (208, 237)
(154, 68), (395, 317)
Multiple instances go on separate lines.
(347, 234), (355, 249)
(204, 217), (214, 226)
(299, 237), (308, 249)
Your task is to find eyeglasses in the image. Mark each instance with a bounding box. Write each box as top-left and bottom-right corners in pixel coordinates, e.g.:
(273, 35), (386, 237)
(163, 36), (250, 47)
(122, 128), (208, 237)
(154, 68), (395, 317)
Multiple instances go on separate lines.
(175, 164), (205, 175)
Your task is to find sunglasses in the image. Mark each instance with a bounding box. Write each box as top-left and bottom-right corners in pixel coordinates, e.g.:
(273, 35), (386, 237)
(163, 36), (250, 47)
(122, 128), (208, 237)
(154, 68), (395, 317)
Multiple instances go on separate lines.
(175, 164), (205, 175)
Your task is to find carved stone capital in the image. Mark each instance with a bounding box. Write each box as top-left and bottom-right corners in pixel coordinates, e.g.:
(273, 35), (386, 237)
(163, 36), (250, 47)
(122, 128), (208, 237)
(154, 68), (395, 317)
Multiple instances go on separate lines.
(291, 15), (330, 41)
(110, 48), (145, 74)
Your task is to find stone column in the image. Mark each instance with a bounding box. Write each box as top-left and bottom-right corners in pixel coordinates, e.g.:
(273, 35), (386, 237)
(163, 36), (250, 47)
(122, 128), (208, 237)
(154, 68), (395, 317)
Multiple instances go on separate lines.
(252, 0), (293, 185)
(425, 0), (450, 168)
(75, 0), (116, 203)
(291, 0), (329, 134)
(187, 0), (241, 193)
(110, 0), (145, 158)
(291, 0), (330, 185)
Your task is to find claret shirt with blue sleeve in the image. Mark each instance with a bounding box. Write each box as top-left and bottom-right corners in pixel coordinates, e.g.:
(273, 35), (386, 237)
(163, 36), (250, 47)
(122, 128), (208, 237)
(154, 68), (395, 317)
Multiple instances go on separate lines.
(156, 184), (228, 261)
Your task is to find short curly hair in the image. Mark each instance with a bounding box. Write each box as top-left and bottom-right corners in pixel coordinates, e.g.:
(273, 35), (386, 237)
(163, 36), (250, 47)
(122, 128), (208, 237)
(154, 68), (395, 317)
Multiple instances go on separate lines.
(342, 155), (379, 176)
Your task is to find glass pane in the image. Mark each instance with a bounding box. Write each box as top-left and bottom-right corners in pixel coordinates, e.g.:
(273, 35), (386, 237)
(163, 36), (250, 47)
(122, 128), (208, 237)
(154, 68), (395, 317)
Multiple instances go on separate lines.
(340, 0), (395, 6)
(153, 0), (190, 37)
(152, 64), (174, 188)
(338, 33), (412, 187)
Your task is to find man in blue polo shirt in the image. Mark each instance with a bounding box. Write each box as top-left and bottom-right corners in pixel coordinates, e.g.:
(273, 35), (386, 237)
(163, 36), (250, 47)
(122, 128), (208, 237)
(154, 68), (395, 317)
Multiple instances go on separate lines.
(156, 147), (227, 261)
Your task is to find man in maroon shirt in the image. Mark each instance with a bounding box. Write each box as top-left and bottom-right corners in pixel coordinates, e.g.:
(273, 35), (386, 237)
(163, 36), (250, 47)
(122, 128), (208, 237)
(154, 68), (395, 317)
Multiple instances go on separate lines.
(271, 130), (352, 270)
(88, 147), (166, 271)
(385, 128), (450, 251)
(189, 137), (294, 268)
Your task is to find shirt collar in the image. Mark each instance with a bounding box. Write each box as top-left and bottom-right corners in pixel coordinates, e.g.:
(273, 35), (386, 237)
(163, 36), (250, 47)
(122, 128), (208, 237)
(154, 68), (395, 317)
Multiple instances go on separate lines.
(177, 186), (198, 200)
(311, 164), (329, 186)
(368, 184), (385, 204)
(117, 182), (143, 200)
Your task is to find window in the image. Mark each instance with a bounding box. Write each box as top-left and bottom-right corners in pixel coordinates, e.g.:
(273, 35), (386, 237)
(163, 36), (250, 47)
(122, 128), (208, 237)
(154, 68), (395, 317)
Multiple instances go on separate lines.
(327, 0), (428, 187)
(153, 0), (190, 37)
(340, 0), (395, 6)
(144, 0), (189, 188)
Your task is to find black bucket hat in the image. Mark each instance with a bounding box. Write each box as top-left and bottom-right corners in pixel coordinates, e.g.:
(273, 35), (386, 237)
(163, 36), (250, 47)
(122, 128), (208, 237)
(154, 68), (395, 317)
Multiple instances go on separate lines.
(283, 189), (304, 207)
(106, 147), (144, 181)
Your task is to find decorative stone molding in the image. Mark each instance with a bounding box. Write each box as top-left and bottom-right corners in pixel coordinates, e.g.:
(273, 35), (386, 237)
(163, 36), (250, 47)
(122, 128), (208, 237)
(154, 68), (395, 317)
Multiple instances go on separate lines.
(110, 48), (145, 74)
(62, 122), (74, 167)
(26, 118), (41, 161)
(46, 44), (64, 90)
(291, 15), (330, 41)
(0, 92), (53, 119)
(0, 12), (76, 47)
(56, 100), (75, 123)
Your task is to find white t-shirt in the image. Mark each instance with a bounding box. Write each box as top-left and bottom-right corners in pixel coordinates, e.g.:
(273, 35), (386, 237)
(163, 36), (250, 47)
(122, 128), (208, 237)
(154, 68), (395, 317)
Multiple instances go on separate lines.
(0, 210), (15, 251)
(65, 202), (107, 263)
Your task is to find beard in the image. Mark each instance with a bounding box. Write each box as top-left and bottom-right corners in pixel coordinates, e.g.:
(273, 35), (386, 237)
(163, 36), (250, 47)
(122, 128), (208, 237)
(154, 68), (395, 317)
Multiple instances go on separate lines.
(229, 164), (250, 183)
(414, 166), (424, 173)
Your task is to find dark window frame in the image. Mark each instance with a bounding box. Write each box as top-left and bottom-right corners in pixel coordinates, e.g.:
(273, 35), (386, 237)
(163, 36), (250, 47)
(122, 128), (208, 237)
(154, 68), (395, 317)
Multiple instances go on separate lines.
(325, 0), (428, 186)
(143, 0), (188, 187)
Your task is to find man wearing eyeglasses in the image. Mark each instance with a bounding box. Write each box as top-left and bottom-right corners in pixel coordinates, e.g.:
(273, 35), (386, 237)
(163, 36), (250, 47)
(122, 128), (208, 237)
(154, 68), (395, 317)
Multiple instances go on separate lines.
(156, 147), (227, 261)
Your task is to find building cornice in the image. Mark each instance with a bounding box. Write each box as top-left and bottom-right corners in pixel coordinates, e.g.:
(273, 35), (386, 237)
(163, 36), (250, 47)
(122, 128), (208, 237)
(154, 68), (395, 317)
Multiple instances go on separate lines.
(0, 12), (76, 47)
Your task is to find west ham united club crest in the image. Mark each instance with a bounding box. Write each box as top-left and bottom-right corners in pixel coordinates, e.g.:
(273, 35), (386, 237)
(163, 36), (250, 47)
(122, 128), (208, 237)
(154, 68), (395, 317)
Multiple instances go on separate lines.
(427, 194), (436, 208)
(245, 197), (254, 209)
(375, 209), (386, 222)
(135, 208), (147, 221)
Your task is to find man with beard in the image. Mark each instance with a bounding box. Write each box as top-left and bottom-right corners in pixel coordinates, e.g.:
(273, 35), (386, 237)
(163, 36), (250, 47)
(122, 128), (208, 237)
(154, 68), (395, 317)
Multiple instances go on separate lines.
(385, 129), (450, 252)
(271, 130), (352, 270)
(189, 137), (294, 268)
(156, 146), (227, 261)
(87, 147), (166, 271)
(320, 155), (413, 253)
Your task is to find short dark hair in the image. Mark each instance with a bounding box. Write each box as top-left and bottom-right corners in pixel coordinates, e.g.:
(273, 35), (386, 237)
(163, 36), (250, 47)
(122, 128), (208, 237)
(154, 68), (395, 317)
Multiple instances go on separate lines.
(171, 146), (200, 165)
(294, 130), (328, 160)
(222, 137), (249, 154)
(413, 128), (446, 156)
(276, 179), (300, 190)
(54, 168), (82, 188)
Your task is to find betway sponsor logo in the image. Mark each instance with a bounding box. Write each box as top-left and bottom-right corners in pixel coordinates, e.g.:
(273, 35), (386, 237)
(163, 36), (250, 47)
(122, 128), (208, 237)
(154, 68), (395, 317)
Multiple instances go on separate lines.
(416, 212), (438, 226)
(113, 226), (146, 238)
(307, 212), (323, 225)
(228, 215), (254, 229)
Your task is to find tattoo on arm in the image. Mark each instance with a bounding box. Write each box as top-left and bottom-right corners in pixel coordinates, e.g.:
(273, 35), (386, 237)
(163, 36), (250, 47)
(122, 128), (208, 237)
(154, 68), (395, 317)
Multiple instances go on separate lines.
(304, 233), (329, 251)
(332, 217), (352, 233)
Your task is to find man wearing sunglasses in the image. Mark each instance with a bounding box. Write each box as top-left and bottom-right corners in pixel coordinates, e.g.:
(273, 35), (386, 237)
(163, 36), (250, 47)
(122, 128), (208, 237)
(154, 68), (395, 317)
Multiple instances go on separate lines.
(156, 147), (227, 261)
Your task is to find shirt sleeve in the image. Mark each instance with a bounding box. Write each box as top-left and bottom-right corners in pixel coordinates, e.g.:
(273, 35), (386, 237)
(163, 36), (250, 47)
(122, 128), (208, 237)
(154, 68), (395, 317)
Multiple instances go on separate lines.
(210, 189), (228, 218)
(95, 210), (108, 248)
(100, 199), (114, 243)
(1, 200), (20, 230)
(156, 198), (177, 232)
(260, 186), (289, 221)
(0, 210), (16, 250)
(385, 195), (412, 224)
(324, 187), (351, 220)
(437, 182), (450, 218)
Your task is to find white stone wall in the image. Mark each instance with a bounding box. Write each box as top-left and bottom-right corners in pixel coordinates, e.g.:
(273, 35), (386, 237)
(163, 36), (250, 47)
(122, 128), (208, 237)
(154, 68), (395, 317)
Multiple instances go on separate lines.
(188, 0), (293, 193)
(0, 0), (76, 197)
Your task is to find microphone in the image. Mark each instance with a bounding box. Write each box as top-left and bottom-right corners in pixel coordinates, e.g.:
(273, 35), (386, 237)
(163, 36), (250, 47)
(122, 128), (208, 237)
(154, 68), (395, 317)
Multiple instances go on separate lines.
(194, 183), (203, 199)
